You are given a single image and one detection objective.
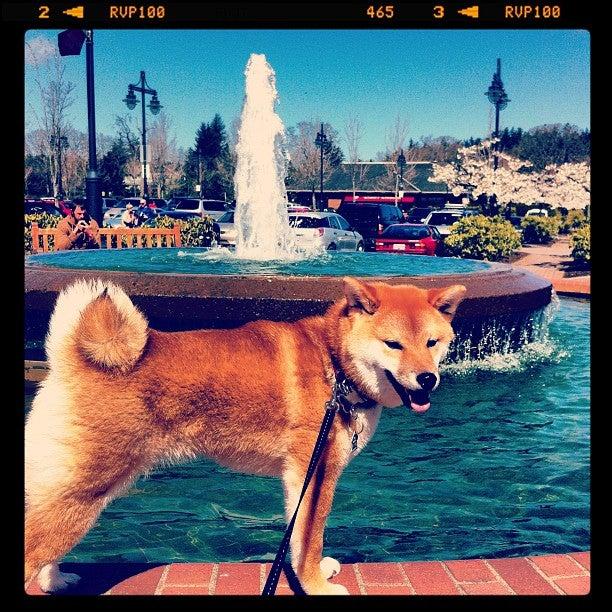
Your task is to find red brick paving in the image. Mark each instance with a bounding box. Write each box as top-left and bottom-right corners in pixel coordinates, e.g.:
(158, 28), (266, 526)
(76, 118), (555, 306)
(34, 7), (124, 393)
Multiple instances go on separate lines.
(553, 576), (591, 595)
(401, 561), (461, 595)
(488, 557), (560, 595)
(445, 559), (495, 582)
(513, 237), (590, 297)
(569, 551), (591, 571)
(25, 552), (590, 596)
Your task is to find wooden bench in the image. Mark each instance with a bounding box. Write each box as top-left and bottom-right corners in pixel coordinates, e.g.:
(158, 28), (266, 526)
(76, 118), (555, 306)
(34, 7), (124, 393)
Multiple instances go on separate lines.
(30, 222), (182, 253)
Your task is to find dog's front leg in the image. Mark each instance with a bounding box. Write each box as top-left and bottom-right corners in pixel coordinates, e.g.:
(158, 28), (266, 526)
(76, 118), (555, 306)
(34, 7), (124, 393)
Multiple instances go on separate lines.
(282, 451), (348, 595)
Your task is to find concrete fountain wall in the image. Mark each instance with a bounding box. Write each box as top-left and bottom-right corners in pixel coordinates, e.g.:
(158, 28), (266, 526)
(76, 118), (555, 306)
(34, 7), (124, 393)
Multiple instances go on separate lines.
(24, 258), (552, 362)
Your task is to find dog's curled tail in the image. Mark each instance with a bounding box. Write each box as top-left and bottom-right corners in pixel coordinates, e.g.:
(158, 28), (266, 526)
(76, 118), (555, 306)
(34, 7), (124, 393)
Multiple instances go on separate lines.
(46, 279), (148, 373)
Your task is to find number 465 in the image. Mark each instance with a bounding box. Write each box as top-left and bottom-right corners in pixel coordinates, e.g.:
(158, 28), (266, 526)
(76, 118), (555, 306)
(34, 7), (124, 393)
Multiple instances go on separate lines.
(367, 5), (394, 18)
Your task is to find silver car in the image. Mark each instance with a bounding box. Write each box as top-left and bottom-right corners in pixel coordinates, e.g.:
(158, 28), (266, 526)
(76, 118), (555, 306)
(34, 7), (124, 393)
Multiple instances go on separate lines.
(288, 212), (364, 251)
(216, 210), (237, 246)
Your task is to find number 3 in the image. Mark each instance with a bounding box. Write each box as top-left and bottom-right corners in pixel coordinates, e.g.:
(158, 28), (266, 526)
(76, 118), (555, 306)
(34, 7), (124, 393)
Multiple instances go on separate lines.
(433, 5), (444, 18)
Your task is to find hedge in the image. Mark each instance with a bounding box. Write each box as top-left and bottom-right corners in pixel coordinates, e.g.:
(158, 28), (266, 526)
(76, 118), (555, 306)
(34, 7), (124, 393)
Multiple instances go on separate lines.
(444, 215), (522, 261)
(520, 216), (561, 244)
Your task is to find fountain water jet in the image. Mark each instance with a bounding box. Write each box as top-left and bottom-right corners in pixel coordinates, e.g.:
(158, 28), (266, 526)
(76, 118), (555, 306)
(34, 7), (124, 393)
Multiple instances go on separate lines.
(234, 53), (298, 260)
(24, 54), (553, 364)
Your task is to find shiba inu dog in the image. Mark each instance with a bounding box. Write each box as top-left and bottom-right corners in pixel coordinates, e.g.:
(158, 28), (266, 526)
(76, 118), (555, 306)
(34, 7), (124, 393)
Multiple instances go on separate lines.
(25, 277), (466, 595)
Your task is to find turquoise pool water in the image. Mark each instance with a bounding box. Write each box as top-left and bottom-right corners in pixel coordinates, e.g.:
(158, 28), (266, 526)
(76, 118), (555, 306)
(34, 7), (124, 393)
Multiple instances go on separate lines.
(26, 298), (589, 564)
(27, 248), (491, 277)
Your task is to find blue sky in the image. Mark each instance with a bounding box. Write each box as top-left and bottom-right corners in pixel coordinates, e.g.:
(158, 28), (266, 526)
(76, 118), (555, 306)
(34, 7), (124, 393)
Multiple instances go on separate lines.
(25, 29), (590, 159)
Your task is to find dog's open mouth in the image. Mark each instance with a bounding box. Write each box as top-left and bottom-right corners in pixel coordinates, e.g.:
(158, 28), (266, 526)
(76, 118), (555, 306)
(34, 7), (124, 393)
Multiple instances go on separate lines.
(384, 370), (431, 413)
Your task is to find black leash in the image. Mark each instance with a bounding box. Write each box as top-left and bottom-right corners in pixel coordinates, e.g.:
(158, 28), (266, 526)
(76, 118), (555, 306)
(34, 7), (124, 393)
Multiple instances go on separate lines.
(261, 371), (377, 596)
(261, 403), (337, 595)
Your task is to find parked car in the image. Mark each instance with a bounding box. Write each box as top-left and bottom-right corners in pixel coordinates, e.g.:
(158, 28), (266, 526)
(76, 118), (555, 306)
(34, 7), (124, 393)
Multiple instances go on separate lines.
(215, 210), (237, 246)
(288, 212), (364, 251)
(422, 210), (464, 237)
(24, 199), (62, 217)
(525, 208), (549, 217)
(166, 197), (230, 221)
(375, 224), (441, 256)
(405, 206), (433, 224)
(145, 197), (168, 209)
(102, 197), (119, 210)
(336, 202), (404, 250)
(117, 197), (146, 209)
(40, 196), (71, 216)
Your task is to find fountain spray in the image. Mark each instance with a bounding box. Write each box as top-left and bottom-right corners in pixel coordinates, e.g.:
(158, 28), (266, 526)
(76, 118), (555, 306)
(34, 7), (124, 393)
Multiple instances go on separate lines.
(234, 54), (298, 260)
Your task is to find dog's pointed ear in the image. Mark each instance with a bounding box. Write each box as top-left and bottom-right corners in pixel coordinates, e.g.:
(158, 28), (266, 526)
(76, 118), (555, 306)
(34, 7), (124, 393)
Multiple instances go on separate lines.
(428, 285), (467, 320)
(343, 277), (380, 315)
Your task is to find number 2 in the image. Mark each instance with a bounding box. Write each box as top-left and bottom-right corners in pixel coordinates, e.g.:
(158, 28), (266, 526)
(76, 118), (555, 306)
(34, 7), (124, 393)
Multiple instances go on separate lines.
(38, 5), (49, 18)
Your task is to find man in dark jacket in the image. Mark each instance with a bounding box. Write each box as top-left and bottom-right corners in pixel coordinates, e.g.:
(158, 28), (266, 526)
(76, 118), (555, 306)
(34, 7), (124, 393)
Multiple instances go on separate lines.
(55, 203), (101, 250)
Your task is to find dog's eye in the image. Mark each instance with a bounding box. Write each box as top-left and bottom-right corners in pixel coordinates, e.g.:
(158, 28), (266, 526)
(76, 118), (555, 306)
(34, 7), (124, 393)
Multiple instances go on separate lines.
(384, 340), (403, 350)
(427, 339), (438, 348)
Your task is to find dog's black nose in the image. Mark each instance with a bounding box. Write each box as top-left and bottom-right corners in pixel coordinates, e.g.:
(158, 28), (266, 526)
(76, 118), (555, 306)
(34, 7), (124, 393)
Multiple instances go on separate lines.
(416, 372), (437, 392)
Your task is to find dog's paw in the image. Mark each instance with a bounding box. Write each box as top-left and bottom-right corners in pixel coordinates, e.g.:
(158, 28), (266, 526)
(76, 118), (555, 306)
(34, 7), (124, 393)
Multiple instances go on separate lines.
(302, 578), (349, 595)
(37, 564), (80, 593)
(320, 556), (341, 579)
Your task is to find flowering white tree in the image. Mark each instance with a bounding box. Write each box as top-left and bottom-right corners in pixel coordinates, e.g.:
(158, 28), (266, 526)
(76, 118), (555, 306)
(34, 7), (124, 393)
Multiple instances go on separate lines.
(429, 139), (539, 213)
(430, 140), (590, 211)
(537, 162), (590, 210)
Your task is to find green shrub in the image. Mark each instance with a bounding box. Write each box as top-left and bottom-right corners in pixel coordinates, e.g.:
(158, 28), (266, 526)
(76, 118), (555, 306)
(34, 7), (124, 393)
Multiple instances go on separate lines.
(570, 226), (590, 265)
(560, 209), (588, 234)
(152, 215), (217, 247)
(24, 213), (61, 253)
(444, 215), (522, 261)
(520, 216), (561, 244)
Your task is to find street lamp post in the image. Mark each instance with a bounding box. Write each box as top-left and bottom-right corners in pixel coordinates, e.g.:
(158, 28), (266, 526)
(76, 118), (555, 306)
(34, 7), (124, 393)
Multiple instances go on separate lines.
(485, 58), (510, 170)
(314, 124), (328, 211)
(123, 71), (162, 198)
(57, 28), (102, 224)
(50, 133), (69, 198)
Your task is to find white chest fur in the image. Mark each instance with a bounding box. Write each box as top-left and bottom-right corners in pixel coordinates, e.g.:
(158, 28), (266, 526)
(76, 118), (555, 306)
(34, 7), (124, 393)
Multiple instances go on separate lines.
(338, 405), (383, 464)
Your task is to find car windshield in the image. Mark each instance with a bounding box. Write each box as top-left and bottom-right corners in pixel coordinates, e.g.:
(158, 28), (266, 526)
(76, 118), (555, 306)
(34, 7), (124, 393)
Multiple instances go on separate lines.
(428, 213), (461, 225)
(288, 216), (327, 228)
(202, 200), (227, 211)
(217, 211), (234, 223)
(174, 199), (200, 210)
(382, 226), (430, 239)
(408, 208), (430, 219)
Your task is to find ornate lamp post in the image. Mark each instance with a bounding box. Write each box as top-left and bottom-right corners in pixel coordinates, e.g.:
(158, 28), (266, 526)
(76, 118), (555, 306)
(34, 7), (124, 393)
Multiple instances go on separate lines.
(123, 71), (162, 198)
(314, 124), (328, 211)
(485, 58), (510, 170)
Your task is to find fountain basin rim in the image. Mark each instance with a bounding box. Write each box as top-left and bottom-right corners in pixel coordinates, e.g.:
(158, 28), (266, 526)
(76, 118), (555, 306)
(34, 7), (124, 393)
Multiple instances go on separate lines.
(25, 256), (552, 320)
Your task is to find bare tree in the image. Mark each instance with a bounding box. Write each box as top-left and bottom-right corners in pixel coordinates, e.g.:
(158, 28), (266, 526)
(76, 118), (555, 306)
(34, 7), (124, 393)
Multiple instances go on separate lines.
(62, 127), (88, 197)
(286, 121), (340, 200)
(344, 115), (365, 198)
(148, 112), (182, 197)
(26, 43), (76, 197)
(375, 114), (417, 192)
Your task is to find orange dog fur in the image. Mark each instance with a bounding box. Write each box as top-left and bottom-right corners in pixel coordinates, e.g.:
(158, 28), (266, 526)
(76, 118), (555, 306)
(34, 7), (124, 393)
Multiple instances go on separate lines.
(25, 277), (465, 595)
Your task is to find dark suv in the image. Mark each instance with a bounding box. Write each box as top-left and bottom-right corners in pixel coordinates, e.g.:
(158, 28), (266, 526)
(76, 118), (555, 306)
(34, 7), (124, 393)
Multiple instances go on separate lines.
(336, 202), (404, 250)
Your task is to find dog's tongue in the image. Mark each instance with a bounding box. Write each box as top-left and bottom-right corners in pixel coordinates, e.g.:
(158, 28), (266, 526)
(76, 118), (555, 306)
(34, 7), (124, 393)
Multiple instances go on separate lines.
(410, 401), (430, 413)
(408, 389), (431, 413)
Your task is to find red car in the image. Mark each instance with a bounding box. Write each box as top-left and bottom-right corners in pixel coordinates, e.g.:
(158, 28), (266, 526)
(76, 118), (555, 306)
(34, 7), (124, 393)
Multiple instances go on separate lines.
(375, 223), (441, 256)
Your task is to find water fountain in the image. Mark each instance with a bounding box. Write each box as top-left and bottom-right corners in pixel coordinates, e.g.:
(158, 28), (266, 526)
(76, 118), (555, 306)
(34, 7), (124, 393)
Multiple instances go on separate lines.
(25, 53), (552, 362)
(24, 54), (588, 570)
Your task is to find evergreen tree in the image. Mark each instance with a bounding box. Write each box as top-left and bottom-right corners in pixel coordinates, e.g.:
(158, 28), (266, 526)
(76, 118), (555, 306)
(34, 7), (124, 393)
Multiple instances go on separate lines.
(182, 114), (234, 199)
(25, 154), (52, 196)
(99, 140), (130, 197)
